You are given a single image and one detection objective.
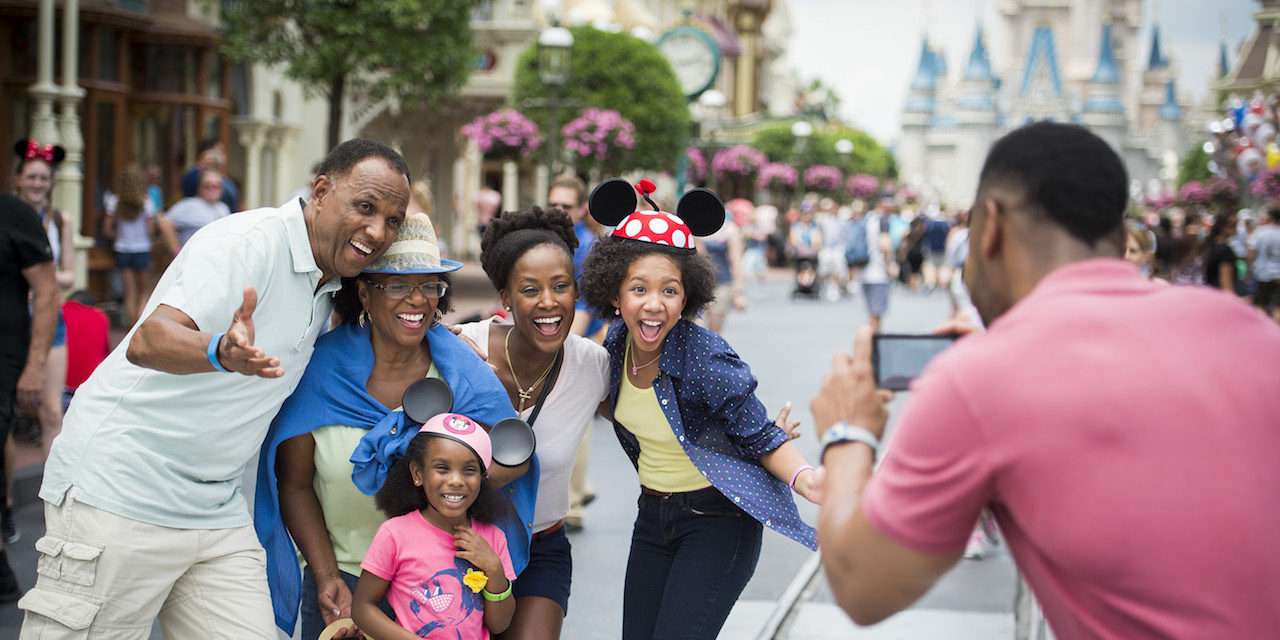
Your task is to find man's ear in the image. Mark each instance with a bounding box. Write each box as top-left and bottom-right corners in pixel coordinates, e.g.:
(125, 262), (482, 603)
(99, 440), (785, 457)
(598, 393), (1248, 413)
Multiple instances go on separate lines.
(311, 174), (333, 206)
(978, 197), (1003, 260)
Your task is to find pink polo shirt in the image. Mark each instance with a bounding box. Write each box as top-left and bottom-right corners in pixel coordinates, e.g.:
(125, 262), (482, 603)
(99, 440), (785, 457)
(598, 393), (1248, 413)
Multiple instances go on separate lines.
(862, 259), (1280, 639)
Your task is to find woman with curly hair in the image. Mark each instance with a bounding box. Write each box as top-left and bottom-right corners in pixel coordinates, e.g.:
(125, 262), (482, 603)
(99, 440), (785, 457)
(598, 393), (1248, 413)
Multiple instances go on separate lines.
(454, 205), (609, 639)
(580, 179), (820, 640)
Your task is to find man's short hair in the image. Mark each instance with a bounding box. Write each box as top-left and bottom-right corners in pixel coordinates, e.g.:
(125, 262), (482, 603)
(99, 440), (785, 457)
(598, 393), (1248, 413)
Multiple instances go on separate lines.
(1268, 206), (1280, 224)
(548, 174), (587, 206)
(315, 139), (411, 184)
(977, 122), (1127, 246)
(197, 137), (222, 156)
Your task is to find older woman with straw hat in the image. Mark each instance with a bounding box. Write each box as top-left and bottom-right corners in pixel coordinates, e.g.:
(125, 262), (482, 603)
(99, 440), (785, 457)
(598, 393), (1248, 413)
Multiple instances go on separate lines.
(254, 211), (538, 639)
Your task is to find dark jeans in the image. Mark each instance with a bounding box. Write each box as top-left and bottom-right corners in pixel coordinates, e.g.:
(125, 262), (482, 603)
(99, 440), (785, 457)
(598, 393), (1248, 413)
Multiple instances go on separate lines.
(622, 487), (763, 640)
(301, 565), (395, 640)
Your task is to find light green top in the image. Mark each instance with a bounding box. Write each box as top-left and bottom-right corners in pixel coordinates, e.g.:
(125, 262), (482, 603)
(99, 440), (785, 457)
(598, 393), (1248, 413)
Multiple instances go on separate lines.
(309, 364), (439, 577)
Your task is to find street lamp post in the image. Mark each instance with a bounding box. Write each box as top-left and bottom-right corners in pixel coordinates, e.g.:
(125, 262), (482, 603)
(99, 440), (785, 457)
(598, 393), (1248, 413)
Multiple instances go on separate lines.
(538, 24), (574, 176)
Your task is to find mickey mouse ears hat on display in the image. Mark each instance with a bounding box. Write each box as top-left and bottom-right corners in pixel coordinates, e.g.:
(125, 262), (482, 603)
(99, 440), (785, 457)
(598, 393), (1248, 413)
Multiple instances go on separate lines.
(588, 178), (724, 253)
(401, 378), (535, 469)
(13, 138), (66, 168)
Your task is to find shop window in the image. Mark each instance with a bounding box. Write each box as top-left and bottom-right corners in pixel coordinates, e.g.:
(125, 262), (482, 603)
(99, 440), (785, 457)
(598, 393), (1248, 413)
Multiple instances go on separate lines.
(229, 63), (251, 115)
(96, 27), (121, 82)
(132, 43), (198, 94)
(205, 52), (224, 99)
(272, 91), (283, 120)
(8, 18), (36, 78)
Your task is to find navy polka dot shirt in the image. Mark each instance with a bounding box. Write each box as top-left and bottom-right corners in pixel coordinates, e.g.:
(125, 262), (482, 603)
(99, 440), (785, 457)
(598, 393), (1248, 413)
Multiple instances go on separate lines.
(603, 319), (817, 550)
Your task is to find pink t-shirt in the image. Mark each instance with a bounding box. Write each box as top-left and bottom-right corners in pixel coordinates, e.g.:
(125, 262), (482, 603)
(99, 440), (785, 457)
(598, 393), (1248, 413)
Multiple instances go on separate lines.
(362, 511), (515, 639)
(862, 259), (1280, 639)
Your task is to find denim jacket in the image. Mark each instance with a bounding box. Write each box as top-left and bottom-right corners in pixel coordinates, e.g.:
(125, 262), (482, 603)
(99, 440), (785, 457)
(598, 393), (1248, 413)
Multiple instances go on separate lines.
(603, 319), (817, 549)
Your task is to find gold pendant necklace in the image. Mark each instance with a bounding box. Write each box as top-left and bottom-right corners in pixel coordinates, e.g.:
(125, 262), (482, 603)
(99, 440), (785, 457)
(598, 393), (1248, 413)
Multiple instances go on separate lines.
(504, 326), (556, 412)
(627, 339), (661, 377)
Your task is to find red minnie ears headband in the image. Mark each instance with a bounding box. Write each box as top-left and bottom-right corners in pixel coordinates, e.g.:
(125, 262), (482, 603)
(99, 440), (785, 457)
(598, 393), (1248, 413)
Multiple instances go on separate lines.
(13, 139), (66, 167)
(588, 178), (724, 253)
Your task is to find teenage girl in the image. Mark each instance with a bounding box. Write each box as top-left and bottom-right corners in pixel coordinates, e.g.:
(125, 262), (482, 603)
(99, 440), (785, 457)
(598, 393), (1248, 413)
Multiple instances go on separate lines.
(351, 415), (516, 639)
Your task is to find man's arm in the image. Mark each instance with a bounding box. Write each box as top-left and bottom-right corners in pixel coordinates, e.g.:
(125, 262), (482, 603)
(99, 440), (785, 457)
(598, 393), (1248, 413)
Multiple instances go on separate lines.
(18, 261), (58, 411)
(817, 443), (960, 625)
(809, 328), (963, 625)
(126, 287), (283, 377)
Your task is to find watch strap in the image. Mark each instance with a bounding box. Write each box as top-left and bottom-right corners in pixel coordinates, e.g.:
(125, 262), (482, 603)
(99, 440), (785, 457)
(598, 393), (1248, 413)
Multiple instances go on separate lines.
(820, 422), (880, 463)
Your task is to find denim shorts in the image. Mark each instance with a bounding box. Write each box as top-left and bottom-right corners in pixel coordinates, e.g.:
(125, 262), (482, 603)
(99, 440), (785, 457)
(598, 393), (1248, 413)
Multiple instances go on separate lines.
(514, 523), (573, 614)
(862, 282), (890, 316)
(115, 251), (151, 271)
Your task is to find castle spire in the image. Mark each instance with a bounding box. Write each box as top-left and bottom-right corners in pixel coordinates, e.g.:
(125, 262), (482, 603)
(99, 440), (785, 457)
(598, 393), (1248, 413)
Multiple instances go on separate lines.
(963, 24), (995, 83)
(910, 36), (938, 91)
(1091, 24), (1121, 84)
(1020, 25), (1064, 98)
(1219, 40), (1231, 78)
(1148, 25), (1169, 71)
(1160, 79), (1182, 121)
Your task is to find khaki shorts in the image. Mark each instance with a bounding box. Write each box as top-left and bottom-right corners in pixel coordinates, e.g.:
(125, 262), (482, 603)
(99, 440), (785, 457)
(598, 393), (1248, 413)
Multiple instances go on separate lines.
(19, 491), (275, 639)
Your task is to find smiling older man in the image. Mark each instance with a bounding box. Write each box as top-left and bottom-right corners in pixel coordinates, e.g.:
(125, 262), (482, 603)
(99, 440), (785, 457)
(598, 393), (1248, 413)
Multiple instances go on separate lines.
(19, 139), (412, 639)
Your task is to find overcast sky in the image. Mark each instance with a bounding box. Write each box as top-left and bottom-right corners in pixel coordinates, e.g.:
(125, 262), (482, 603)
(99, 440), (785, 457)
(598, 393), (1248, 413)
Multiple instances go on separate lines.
(788, 0), (1257, 144)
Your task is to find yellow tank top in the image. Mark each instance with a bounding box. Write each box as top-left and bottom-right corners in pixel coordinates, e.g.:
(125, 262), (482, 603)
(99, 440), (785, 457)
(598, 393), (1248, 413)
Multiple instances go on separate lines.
(615, 350), (710, 493)
(308, 364), (440, 577)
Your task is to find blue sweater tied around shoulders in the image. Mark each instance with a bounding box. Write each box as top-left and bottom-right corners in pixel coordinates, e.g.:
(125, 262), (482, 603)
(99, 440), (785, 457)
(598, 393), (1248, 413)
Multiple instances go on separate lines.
(253, 322), (536, 634)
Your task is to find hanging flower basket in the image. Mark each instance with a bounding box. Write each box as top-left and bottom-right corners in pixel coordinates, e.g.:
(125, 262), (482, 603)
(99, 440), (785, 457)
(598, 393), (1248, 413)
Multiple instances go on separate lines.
(803, 165), (843, 193)
(562, 108), (636, 173)
(461, 108), (543, 160)
(712, 145), (768, 180)
(846, 174), (880, 200)
(686, 147), (707, 184)
(1177, 180), (1209, 206)
(1206, 176), (1239, 208)
(1250, 169), (1280, 202)
(756, 162), (798, 192)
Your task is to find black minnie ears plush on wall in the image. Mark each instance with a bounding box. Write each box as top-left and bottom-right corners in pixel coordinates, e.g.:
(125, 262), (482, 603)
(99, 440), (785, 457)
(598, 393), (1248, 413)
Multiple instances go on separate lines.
(588, 178), (725, 252)
(402, 378), (536, 468)
(13, 139), (66, 167)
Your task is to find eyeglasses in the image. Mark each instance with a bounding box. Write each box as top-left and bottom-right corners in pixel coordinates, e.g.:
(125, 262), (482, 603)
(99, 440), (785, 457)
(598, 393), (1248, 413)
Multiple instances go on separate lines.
(366, 280), (448, 299)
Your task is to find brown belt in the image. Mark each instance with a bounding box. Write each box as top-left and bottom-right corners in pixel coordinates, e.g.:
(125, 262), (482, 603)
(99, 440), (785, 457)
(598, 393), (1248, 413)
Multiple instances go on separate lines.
(533, 519), (565, 539)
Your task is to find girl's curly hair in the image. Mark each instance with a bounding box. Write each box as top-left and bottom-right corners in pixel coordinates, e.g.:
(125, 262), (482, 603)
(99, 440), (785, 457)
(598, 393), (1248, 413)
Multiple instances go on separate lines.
(375, 432), (510, 524)
(479, 206), (578, 292)
(579, 236), (717, 320)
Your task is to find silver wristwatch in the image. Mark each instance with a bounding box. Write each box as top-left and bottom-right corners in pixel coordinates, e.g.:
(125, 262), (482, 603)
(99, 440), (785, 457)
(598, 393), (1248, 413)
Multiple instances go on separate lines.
(819, 422), (880, 463)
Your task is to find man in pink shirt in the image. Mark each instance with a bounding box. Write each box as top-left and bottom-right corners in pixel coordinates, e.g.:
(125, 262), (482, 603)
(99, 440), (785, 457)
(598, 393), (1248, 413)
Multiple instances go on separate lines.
(810, 122), (1280, 638)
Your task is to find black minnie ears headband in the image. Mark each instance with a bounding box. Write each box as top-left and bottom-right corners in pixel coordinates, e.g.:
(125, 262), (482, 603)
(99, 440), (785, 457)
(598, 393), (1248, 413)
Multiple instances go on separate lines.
(402, 378), (535, 469)
(13, 139), (66, 167)
(588, 178), (725, 253)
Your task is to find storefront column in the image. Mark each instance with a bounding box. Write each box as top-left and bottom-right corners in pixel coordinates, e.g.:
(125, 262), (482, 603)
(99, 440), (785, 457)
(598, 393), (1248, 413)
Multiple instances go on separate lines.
(54, 0), (88, 290)
(236, 123), (265, 210)
(534, 164), (549, 205)
(29, 0), (60, 145)
(501, 160), (518, 213)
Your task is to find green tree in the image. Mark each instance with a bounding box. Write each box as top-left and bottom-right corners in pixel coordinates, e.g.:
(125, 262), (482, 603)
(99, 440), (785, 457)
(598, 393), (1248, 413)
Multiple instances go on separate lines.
(219, 0), (475, 149)
(513, 26), (689, 173)
(1177, 143), (1212, 187)
(750, 121), (895, 178)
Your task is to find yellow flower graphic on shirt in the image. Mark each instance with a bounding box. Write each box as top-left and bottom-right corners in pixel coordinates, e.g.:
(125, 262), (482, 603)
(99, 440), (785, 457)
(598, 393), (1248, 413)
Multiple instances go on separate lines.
(463, 568), (488, 594)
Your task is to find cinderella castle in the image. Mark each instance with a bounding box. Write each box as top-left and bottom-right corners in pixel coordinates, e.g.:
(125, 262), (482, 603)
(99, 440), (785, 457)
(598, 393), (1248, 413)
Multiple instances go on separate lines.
(897, 0), (1197, 207)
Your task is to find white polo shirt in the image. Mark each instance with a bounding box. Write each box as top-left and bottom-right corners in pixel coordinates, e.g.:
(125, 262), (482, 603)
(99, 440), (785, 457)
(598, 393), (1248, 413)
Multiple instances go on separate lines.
(42, 198), (342, 529)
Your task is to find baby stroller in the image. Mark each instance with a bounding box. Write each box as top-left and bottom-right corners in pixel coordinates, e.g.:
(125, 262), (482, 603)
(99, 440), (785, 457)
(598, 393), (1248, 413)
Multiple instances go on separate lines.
(792, 256), (820, 299)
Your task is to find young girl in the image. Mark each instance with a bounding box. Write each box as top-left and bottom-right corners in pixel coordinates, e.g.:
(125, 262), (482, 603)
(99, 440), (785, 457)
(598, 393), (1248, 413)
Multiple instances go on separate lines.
(353, 414), (517, 639)
(581, 179), (819, 640)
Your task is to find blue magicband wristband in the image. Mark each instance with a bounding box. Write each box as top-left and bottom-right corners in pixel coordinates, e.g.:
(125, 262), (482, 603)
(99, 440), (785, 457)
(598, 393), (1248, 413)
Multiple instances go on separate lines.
(208, 332), (229, 373)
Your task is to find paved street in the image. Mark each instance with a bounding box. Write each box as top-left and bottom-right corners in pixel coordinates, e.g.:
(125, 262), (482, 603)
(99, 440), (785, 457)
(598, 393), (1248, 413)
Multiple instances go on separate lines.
(0, 271), (1017, 638)
(562, 274), (1017, 639)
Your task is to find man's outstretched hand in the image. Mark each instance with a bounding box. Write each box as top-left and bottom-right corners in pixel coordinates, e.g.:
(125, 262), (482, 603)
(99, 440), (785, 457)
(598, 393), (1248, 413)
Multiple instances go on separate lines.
(216, 288), (283, 378)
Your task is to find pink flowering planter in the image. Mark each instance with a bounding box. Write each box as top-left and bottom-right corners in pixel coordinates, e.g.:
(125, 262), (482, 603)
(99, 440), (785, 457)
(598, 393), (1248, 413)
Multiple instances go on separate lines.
(461, 108), (543, 160)
(562, 108), (636, 174)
